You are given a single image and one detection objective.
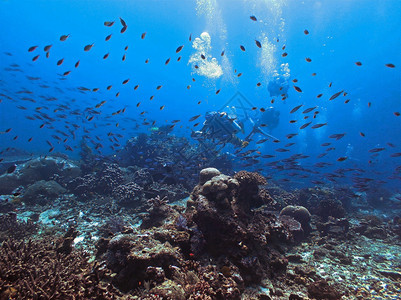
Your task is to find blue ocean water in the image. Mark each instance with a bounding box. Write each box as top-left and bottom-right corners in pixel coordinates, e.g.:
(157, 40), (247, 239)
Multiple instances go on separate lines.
(0, 0), (400, 191)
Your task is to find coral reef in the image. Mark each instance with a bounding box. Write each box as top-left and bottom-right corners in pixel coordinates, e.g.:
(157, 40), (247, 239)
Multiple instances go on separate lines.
(0, 212), (37, 242)
(112, 181), (143, 207)
(141, 195), (172, 228)
(279, 205), (312, 235)
(0, 236), (119, 299)
(0, 156), (80, 195)
(22, 180), (66, 205)
(102, 232), (181, 292)
(316, 198), (346, 221)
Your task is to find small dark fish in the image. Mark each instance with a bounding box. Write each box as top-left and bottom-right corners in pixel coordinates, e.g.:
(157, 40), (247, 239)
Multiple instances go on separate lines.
(355, 61), (362, 66)
(300, 122), (311, 129)
(369, 147), (385, 153)
(317, 93), (323, 98)
(282, 52), (288, 57)
(122, 79), (130, 84)
(122, 54), (126, 61)
(329, 90), (343, 100)
(221, 50), (225, 56)
(311, 123), (327, 129)
(337, 156), (348, 162)
(255, 40), (261, 48)
(359, 132), (365, 137)
(303, 106), (317, 114)
(46, 51), (50, 58)
(189, 114), (201, 122)
(394, 112), (400, 117)
(216, 89), (221, 95)
(305, 57), (312, 62)
(321, 143), (331, 146)
(289, 120), (297, 123)
(103, 53), (109, 59)
(390, 153), (401, 157)
(75, 60), (80, 68)
(120, 26), (127, 33)
(156, 85), (162, 90)
(189, 34), (192, 41)
(165, 58), (171, 65)
(105, 34), (112, 41)
(385, 63), (395, 68)
(60, 34), (70, 41)
(290, 104), (303, 113)
(63, 71), (71, 76)
(84, 44), (94, 51)
(329, 133), (346, 140)
(329, 82), (332, 87)
(256, 82), (261, 87)
(250, 15), (257, 21)
(57, 58), (64, 66)
(44, 45), (52, 52)
(160, 105), (165, 110)
(240, 45), (245, 51)
(256, 139), (269, 144)
(141, 32), (147, 39)
(275, 148), (289, 152)
(104, 21), (115, 27)
(134, 85), (139, 90)
(304, 29), (309, 35)
(32, 55), (40, 61)
(176, 45), (184, 53)
(286, 133), (298, 139)
(7, 164), (17, 174)
(177, 56), (181, 61)
(201, 54), (206, 59)
(293, 86), (302, 93)
(119, 17), (127, 27)
(28, 46), (38, 52)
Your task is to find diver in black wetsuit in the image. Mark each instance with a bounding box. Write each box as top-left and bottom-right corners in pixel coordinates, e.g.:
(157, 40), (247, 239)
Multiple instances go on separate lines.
(191, 111), (244, 147)
(191, 108), (280, 147)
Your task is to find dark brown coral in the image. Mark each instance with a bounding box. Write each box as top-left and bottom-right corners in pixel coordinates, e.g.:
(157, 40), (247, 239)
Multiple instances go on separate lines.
(0, 237), (120, 299)
(234, 171), (269, 211)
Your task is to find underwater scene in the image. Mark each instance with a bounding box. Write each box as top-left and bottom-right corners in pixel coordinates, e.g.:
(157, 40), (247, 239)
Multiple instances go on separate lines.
(0, 0), (400, 299)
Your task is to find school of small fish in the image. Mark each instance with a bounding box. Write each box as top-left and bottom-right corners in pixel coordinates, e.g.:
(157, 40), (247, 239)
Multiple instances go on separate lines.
(0, 13), (399, 192)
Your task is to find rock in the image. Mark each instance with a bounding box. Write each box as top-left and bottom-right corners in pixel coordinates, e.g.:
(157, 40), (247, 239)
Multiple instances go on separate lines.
(307, 279), (342, 300)
(199, 167), (221, 185)
(22, 180), (66, 205)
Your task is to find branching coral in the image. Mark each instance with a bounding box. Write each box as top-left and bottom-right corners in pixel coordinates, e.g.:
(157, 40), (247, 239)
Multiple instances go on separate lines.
(0, 237), (120, 299)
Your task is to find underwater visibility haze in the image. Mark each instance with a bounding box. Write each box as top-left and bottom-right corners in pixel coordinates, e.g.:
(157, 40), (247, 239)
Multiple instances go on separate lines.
(0, 0), (401, 299)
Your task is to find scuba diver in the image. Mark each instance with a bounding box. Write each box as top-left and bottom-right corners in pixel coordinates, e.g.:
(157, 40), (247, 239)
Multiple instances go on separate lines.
(268, 75), (289, 98)
(191, 108), (280, 147)
(191, 111), (244, 147)
(244, 107), (280, 142)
